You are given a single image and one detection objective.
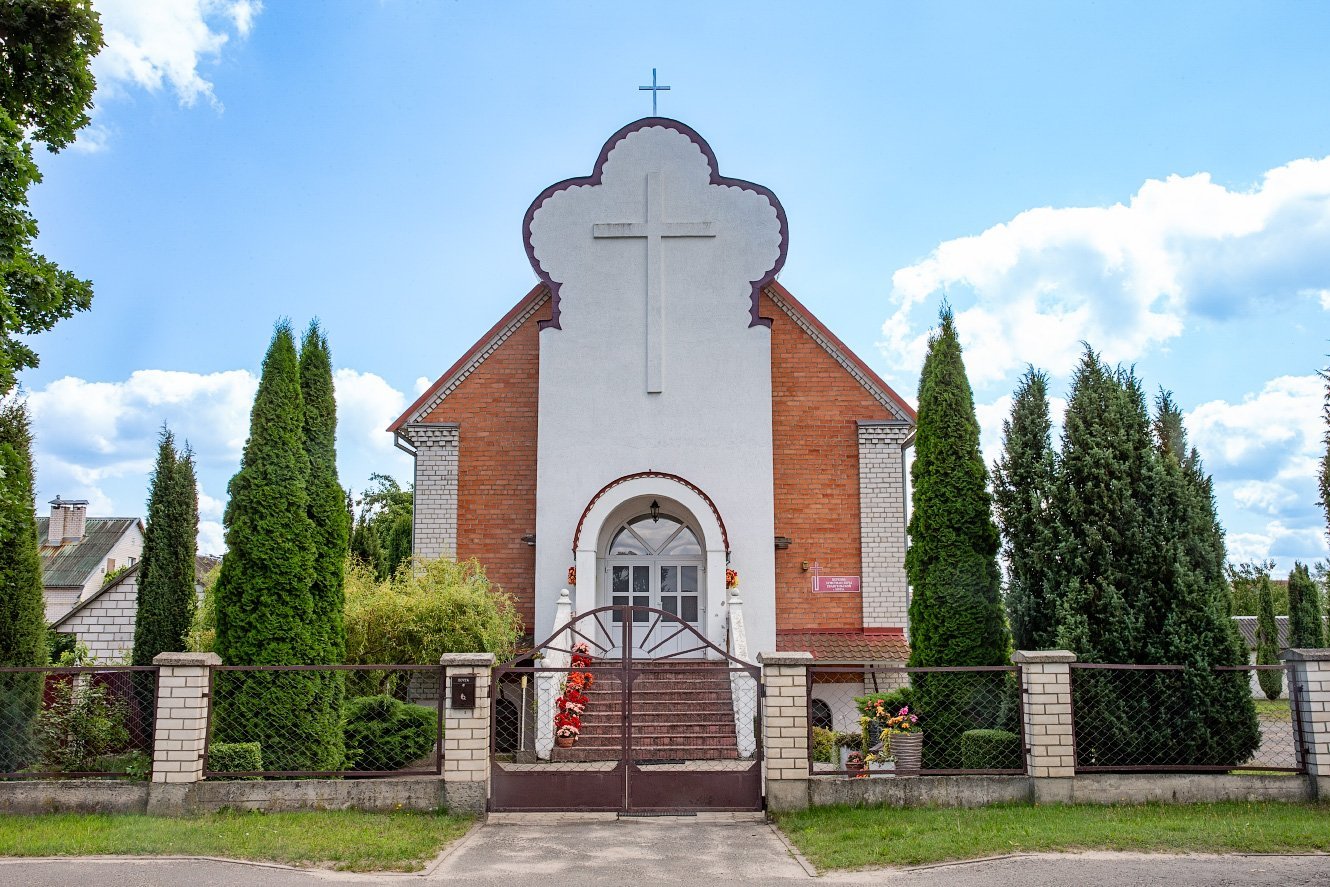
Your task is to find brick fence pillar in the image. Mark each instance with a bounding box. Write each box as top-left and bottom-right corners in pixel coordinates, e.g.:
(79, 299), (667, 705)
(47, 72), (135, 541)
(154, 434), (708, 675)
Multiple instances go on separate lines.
(759, 651), (813, 812)
(1011, 650), (1076, 802)
(150, 652), (219, 785)
(440, 653), (495, 814)
(1283, 648), (1330, 800)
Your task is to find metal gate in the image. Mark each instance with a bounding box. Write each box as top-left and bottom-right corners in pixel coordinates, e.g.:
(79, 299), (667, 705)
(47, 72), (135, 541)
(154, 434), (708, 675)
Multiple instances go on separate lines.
(490, 605), (762, 813)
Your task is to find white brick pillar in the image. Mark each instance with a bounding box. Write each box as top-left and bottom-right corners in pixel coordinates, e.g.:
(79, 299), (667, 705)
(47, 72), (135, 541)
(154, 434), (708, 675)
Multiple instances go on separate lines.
(440, 653), (495, 814)
(759, 651), (812, 812)
(407, 422), (459, 560)
(857, 421), (912, 629)
(1012, 650), (1075, 800)
(1284, 648), (1330, 800)
(150, 652), (219, 784)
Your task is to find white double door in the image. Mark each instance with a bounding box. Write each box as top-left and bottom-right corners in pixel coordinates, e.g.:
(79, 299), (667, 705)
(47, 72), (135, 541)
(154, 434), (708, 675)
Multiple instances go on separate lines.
(606, 559), (704, 657)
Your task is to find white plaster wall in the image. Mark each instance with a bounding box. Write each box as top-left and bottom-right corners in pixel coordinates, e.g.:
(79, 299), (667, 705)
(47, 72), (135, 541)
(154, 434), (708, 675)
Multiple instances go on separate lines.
(78, 523), (145, 603)
(530, 124), (781, 651)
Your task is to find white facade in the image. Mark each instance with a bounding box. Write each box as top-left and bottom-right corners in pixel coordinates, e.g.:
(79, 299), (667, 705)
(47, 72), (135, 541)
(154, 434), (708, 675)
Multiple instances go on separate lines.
(527, 121), (786, 651)
(51, 571), (140, 663)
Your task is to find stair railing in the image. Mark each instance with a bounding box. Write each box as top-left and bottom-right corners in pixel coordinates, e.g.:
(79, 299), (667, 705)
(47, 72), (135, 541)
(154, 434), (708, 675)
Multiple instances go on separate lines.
(727, 587), (758, 757)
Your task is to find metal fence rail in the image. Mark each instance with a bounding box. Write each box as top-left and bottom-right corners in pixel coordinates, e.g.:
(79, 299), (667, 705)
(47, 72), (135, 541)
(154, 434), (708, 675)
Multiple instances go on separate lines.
(0, 665), (158, 780)
(808, 664), (1026, 777)
(204, 664), (444, 778)
(1070, 663), (1306, 774)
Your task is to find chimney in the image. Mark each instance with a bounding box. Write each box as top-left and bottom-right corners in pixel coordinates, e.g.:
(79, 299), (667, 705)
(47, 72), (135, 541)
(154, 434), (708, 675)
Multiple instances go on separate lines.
(48, 496), (89, 544)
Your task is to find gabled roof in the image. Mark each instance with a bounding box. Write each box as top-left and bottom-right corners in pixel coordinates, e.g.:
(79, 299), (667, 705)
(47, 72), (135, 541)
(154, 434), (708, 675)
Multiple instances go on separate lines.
(50, 561), (140, 630)
(389, 280), (916, 431)
(36, 517), (143, 588)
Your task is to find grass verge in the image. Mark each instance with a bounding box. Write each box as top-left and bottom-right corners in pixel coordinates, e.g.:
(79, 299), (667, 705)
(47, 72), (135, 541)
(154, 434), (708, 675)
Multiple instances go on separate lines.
(774, 801), (1330, 870)
(0, 810), (473, 872)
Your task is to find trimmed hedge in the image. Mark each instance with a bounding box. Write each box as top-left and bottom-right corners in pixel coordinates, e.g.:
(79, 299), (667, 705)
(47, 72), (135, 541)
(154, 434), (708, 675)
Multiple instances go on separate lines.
(209, 741), (263, 778)
(343, 695), (438, 771)
(959, 729), (1021, 770)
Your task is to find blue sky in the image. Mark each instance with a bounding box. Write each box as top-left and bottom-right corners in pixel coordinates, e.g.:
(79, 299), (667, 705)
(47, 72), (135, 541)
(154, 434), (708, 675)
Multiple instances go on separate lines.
(17, 1), (1330, 569)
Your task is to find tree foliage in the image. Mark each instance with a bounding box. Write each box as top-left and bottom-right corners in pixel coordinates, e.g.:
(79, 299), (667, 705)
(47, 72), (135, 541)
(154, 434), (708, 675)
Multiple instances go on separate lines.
(344, 557), (521, 666)
(131, 428), (199, 666)
(0, 399), (45, 770)
(993, 367), (1058, 650)
(213, 322), (342, 771)
(1228, 560), (1288, 616)
(0, 1), (102, 395)
(1287, 562), (1325, 648)
(1255, 570), (1283, 700)
(299, 322), (348, 664)
(350, 473), (413, 580)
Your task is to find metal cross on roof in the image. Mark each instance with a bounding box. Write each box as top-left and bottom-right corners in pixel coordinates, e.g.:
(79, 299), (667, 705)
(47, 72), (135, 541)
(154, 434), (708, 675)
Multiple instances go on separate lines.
(638, 68), (670, 115)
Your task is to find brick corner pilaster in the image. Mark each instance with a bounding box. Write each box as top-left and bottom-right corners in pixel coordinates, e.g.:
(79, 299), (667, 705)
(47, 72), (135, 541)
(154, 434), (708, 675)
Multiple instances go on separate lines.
(150, 651), (220, 785)
(1012, 649), (1076, 780)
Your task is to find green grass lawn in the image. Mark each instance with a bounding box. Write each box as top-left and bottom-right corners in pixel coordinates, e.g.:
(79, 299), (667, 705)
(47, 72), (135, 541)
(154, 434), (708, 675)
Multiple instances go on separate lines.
(1254, 697), (1292, 719)
(0, 810), (473, 872)
(775, 801), (1330, 870)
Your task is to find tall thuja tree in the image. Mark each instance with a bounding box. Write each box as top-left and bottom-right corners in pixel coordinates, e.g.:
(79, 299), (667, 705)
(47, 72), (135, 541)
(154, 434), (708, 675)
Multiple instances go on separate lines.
(214, 323), (343, 771)
(993, 367), (1058, 650)
(1148, 393), (1258, 766)
(298, 322), (348, 663)
(905, 307), (1010, 767)
(131, 428), (199, 666)
(1255, 572), (1283, 700)
(0, 401), (46, 770)
(1287, 562), (1325, 648)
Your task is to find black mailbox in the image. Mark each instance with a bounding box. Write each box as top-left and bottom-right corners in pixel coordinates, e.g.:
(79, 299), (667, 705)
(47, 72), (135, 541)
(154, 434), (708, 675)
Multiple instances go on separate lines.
(451, 674), (476, 709)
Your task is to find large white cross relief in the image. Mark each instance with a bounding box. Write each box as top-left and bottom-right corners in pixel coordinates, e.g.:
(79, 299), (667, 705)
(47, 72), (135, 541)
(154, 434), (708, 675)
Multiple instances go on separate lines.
(593, 171), (715, 393)
(524, 122), (787, 395)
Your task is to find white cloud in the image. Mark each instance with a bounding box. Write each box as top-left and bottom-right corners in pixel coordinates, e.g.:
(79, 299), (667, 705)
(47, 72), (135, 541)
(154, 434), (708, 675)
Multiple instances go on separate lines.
(882, 157), (1330, 386)
(90, 0), (262, 110)
(23, 366), (410, 553)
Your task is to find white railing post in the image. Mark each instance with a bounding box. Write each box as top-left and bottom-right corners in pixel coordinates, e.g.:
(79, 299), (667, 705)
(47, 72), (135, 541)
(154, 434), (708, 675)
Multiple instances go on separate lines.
(535, 588), (574, 761)
(727, 587), (757, 757)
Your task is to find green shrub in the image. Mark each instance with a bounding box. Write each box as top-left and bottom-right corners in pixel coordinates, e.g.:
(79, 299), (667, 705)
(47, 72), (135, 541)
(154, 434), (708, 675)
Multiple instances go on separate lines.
(959, 729), (1021, 770)
(854, 686), (915, 719)
(208, 741), (263, 778)
(343, 695), (438, 771)
(811, 727), (837, 764)
(34, 678), (130, 773)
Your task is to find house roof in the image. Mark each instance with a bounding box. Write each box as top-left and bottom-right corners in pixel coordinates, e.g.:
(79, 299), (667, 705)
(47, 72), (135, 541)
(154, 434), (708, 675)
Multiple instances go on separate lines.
(389, 279), (916, 432)
(36, 517), (142, 588)
(776, 629), (911, 663)
(50, 561), (140, 630)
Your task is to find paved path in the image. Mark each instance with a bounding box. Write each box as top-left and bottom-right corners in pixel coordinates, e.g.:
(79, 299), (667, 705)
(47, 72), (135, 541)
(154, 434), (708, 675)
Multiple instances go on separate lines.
(1, 818), (1327, 886)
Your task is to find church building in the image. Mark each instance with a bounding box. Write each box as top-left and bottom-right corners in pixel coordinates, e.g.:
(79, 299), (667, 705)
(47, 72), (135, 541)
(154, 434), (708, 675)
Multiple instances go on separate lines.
(388, 118), (915, 668)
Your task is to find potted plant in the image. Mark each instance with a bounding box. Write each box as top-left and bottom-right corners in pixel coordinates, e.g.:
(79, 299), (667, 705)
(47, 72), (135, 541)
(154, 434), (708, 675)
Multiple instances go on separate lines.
(844, 750), (866, 774)
(882, 706), (922, 774)
(554, 713), (580, 748)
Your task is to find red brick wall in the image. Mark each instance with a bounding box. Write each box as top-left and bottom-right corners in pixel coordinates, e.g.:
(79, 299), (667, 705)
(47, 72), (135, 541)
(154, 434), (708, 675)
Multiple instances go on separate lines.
(421, 298), (550, 632)
(769, 292), (895, 631)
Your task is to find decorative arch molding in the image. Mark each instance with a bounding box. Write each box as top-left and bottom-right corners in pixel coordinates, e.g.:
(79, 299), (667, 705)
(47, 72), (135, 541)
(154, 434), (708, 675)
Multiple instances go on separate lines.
(572, 471), (730, 555)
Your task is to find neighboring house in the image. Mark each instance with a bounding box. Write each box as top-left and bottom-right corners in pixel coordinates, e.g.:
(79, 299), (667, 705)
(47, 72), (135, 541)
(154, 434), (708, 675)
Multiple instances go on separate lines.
(38, 496), (144, 623)
(389, 118), (917, 723)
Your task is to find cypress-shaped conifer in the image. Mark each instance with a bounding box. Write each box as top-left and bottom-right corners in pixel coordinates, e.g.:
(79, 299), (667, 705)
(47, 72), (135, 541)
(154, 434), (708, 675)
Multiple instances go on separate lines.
(131, 428), (199, 666)
(299, 322), (348, 663)
(1255, 573), (1283, 700)
(0, 401), (46, 770)
(214, 322), (343, 771)
(1287, 562), (1325, 648)
(905, 307), (1010, 767)
(993, 367), (1058, 650)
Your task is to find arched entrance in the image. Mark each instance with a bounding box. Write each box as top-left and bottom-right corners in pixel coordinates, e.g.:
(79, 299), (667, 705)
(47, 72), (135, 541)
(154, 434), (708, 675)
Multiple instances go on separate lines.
(573, 473), (730, 658)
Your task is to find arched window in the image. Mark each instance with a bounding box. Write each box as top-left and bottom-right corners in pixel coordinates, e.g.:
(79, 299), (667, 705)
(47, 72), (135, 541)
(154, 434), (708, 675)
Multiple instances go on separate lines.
(811, 698), (834, 731)
(609, 515), (701, 557)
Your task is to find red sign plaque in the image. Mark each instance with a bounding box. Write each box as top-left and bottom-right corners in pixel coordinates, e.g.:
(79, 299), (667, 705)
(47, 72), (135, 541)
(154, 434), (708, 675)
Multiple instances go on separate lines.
(812, 575), (860, 593)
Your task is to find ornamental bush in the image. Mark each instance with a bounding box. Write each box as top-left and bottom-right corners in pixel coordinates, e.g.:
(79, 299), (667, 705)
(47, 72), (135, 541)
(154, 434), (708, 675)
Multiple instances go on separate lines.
(342, 695), (437, 771)
(208, 741), (263, 779)
(959, 729), (1021, 770)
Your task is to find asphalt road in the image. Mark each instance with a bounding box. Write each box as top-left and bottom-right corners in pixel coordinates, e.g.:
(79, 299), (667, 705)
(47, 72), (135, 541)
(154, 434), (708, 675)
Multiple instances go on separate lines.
(0, 818), (1327, 886)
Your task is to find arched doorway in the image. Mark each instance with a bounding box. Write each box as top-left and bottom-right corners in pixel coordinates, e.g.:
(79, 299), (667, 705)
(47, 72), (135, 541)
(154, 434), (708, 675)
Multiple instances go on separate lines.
(602, 510), (705, 657)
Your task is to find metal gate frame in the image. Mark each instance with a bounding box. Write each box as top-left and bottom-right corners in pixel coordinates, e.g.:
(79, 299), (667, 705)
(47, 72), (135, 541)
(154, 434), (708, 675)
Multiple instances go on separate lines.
(490, 604), (762, 813)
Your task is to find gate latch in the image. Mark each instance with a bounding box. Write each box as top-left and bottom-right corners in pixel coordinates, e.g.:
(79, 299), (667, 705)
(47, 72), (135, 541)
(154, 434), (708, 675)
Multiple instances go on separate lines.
(451, 675), (476, 710)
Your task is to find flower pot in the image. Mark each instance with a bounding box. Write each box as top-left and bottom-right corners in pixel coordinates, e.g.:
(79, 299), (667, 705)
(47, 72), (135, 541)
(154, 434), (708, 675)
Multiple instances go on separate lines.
(555, 735), (576, 749)
(890, 732), (922, 774)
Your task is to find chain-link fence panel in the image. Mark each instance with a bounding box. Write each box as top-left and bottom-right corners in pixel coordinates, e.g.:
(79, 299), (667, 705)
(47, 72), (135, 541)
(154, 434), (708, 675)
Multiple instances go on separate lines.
(0, 666), (157, 779)
(205, 665), (443, 778)
(809, 665), (1024, 776)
